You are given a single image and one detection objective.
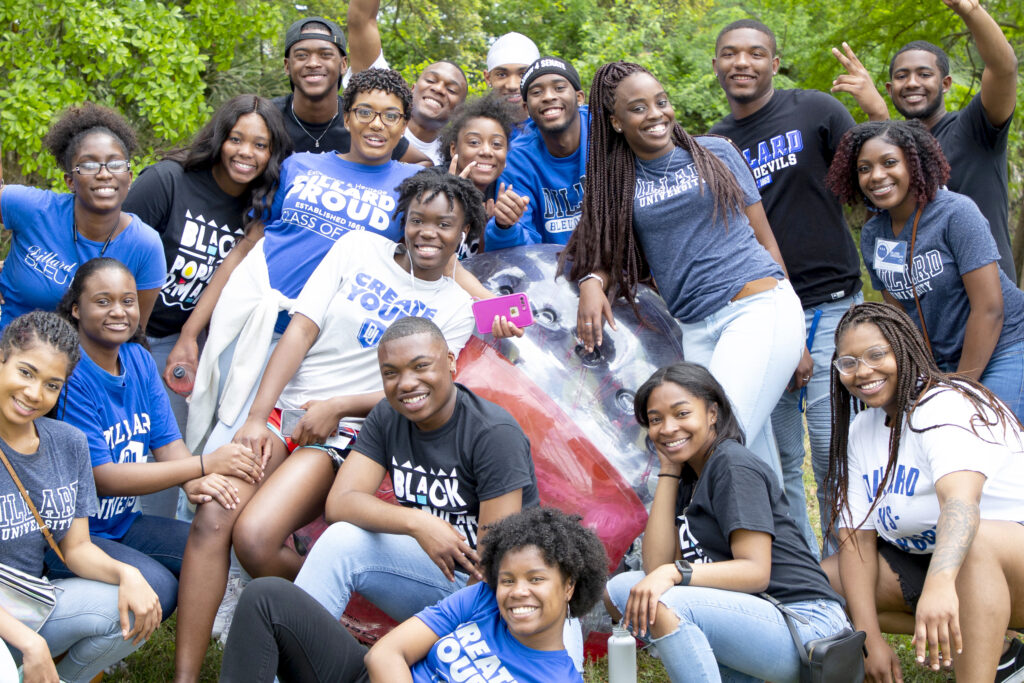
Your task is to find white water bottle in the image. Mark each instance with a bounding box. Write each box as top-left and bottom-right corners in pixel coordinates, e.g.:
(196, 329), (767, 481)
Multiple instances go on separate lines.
(608, 622), (637, 683)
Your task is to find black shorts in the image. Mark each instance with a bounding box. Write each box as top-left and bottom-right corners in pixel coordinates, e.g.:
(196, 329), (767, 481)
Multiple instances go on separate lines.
(877, 537), (931, 609)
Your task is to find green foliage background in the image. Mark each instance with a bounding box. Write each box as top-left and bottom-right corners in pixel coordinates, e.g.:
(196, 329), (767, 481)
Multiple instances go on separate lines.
(1, 0), (1021, 228)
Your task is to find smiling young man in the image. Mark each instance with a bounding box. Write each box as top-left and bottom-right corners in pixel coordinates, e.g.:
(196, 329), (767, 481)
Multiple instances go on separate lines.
(484, 56), (588, 250)
(710, 19), (862, 556)
(292, 316), (539, 629)
(484, 32), (541, 130)
(834, 0), (1019, 281)
(404, 61), (469, 165)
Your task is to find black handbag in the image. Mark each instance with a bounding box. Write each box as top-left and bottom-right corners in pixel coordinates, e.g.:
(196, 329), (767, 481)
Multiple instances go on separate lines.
(762, 593), (866, 683)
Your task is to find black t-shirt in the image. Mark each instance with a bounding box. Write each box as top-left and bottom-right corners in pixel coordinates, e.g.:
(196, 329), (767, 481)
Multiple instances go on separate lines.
(931, 93), (1015, 280)
(711, 89), (862, 309)
(674, 439), (841, 605)
(273, 93), (411, 160)
(354, 384), (539, 549)
(122, 160), (247, 338)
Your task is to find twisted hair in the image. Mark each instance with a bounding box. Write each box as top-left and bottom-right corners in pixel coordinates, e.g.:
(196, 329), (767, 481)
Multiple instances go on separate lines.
(56, 258), (148, 349)
(480, 507), (608, 617)
(0, 311), (80, 377)
(826, 302), (1016, 539)
(438, 94), (516, 168)
(162, 95), (293, 225)
(43, 103), (138, 173)
(342, 68), (413, 118)
(393, 167), (487, 248)
(825, 120), (949, 210)
(560, 62), (746, 308)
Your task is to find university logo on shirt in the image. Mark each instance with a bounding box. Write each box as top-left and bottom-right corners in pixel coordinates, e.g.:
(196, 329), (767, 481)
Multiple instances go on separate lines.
(346, 272), (438, 348)
(434, 621), (518, 683)
(281, 171), (397, 240)
(739, 130), (804, 189)
(0, 483), (78, 541)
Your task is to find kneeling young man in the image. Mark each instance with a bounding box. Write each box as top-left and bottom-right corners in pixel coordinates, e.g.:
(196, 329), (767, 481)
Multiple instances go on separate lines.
(294, 316), (539, 621)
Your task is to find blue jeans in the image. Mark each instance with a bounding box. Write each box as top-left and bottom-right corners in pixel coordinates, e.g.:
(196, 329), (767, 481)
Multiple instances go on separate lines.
(15, 578), (144, 682)
(607, 571), (849, 683)
(772, 292), (863, 557)
(978, 339), (1024, 424)
(45, 515), (189, 619)
(679, 280), (805, 482)
(293, 522), (468, 621)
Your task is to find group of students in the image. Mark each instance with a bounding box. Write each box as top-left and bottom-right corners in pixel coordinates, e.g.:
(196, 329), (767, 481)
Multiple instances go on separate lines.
(1, 0), (1024, 681)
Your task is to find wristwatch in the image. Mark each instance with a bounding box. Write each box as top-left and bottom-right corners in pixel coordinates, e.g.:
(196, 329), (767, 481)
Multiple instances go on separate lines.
(674, 559), (693, 586)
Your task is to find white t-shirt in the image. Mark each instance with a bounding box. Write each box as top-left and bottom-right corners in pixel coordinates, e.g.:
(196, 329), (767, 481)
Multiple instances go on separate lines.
(404, 129), (443, 165)
(279, 230), (473, 418)
(843, 383), (1024, 554)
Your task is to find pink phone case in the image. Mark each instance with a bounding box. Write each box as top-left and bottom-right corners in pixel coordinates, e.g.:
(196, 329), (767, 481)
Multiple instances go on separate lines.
(472, 293), (534, 334)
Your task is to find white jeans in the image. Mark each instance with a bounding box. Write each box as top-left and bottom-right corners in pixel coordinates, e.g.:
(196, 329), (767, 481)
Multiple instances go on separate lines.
(679, 280), (805, 482)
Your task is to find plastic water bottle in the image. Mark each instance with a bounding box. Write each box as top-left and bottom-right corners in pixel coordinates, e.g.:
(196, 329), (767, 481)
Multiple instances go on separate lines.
(608, 622), (637, 683)
(167, 362), (196, 397)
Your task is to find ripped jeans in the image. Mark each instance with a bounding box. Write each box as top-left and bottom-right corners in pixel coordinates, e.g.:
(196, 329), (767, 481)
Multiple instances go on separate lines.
(606, 571), (848, 682)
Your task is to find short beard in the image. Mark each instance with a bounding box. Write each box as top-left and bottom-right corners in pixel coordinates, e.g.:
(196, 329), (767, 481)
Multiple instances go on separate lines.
(894, 92), (943, 122)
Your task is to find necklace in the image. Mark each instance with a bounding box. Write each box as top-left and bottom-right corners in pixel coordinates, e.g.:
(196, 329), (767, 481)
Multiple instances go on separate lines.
(635, 146), (678, 186)
(291, 102), (338, 149)
(72, 216), (120, 256)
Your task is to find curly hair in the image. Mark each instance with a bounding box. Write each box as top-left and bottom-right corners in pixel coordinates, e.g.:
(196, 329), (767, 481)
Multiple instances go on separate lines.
(480, 507), (608, 617)
(341, 68), (413, 119)
(162, 95), (293, 226)
(393, 167), (486, 249)
(826, 302), (1017, 539)
(559, 62), (746, 311)
(0, 311), (80, 377)
(438, 94), (516, 168)
(56, 258), (148, 349)
(43, 103), (139, 173)
(825, 119), (950, 210)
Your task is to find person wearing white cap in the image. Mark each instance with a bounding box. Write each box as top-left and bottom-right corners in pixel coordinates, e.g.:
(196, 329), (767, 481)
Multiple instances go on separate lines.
(484, 32), (540, 126)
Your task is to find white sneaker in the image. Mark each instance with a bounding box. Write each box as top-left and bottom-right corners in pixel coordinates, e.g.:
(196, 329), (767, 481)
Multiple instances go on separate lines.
(212, 576), (244, 641)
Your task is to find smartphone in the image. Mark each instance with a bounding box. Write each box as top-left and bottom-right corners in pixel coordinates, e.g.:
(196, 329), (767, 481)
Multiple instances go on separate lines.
(279, 410), (356, 448)
(472, 292), (534, 335)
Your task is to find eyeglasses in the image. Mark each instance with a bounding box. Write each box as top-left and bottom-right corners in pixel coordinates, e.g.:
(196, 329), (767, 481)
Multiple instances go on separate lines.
(351, 107), (405, 127)
(73, 160), (131, 175)
(833, 345), (892, 375)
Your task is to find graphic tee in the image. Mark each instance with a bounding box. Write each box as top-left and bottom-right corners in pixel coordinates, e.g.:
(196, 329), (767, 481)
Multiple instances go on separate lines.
(674, 439), (840, 605)
(843, 384), (1024, 553)
(122, 160), (248, 338)
(354, 386), (539, 549)
(710, 89), (862, 308)
(0, 186), (165, 330)
(861, 189), (1024, 368)
(632, 136), (783, 323)
(281, 230), (474, 412)
(273, 93), (411, 159)
(412, 581), (582, 683)
(485, 106), (589, 249)
(60, 343), (180, 539)
(0, 418), (97, 576)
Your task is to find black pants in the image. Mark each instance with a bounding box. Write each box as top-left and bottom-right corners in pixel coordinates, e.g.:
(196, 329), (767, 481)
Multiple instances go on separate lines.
(219, 577), (371, 683)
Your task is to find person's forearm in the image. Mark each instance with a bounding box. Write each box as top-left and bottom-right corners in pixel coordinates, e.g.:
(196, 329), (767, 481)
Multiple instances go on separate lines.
(956, 306), (1002, 380)
(452, 262), (492, 300)
(959, 3), (1018, 78)
(61, 540), (133, 585)
(247, 314), (320, 422)
(838, 533), (885, 639)
(328, 391), (385, 420)
(926, 497), (979, 583)
(683, 557), (770, 594)
(641, 476), (682, 572)
(138, 288), (158, 334)
(0, 608), (47, 658)
(92, 458), (202, 497)
(365, 649), (414, 683)
(180, 232), (260, 339)
(326, 490), (423, 534)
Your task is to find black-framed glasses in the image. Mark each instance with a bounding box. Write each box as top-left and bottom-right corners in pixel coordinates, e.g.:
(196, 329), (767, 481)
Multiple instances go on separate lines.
(833, 345), (892, 375)
(73, 160), (131, 175)
(351, 107), (405, 127)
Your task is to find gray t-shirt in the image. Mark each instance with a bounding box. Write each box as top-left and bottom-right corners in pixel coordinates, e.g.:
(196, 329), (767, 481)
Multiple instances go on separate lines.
(633, 135), (784, 323)
(862, 188), (1024, 368)
(0, 418), (98, 576)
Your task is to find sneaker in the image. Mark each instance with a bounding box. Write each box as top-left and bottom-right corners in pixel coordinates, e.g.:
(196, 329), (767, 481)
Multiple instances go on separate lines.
(211, 576), (244, 641)
(996, 637), (1024, 683)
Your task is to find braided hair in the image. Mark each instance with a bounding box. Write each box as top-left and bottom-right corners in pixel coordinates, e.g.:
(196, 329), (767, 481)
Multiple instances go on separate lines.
(826, 302), (1016, 538)
(560, 61), (746, 307)
(393, 167), (486, 246)
(43, 103), (138, 173)
(0, 311), (81, 376)
(825, 119), (950, 211)
(56, 258), (148, 349)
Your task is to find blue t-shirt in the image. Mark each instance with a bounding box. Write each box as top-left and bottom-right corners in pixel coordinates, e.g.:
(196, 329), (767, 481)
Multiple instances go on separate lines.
(632, 135), (783, 323)
(61, 342), (180, 539)
(861, 189), (1024, 369)
(412, 581), (582, 683)
(484, 106), (589, 250)
(261, 152), (420, 302)
(0, 185), (166, 330)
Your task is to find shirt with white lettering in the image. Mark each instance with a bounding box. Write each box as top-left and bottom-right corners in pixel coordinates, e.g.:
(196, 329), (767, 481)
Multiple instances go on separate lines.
(843, 383), (1024, 553)
(413, 581), (582, 683)
(61, 343), (180, 539)
(0, 418), (97, 576)
(281, 230), (472, 415)
(0, 185), (166, 331)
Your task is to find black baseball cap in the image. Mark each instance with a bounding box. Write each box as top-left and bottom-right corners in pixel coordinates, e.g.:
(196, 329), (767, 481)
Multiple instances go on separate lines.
(284, 17), (347, 57)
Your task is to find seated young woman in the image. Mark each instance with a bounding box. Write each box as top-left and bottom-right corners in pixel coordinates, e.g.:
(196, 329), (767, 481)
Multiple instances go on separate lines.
(605, 361), (849, 682)
(822, 302), (1024, 682)
(219, 506), (607, 682)
(229, 168), (483, 580)
(826, 119), (1024, 422)
(0, 311), (160, 682)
